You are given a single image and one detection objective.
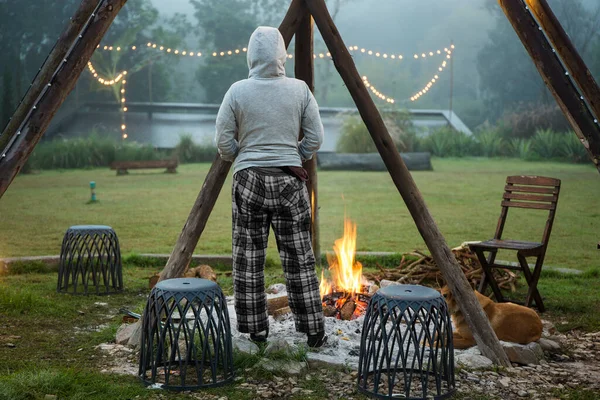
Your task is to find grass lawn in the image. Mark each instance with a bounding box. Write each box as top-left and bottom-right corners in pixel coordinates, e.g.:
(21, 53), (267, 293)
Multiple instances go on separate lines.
(1, 158), (599, 271)
(0, 261), (598, 399)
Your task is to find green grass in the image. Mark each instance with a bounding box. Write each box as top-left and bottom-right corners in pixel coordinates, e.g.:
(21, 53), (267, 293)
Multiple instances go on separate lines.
(1, 159), (599, 272)
(0, 262), (598, 399)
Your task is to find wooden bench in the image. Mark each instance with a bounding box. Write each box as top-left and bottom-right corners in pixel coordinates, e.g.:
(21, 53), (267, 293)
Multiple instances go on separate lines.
(110, 159), (178, 175)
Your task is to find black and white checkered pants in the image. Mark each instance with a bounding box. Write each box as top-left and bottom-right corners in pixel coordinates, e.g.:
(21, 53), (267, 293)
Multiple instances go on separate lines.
(232, 168), (324, 335)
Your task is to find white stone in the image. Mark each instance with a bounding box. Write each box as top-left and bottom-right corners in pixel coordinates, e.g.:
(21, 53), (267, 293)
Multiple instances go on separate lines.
(265, 338), (291, 355)
(233, 337), (260, 355)
(266, 283), (287, 295)
(455, 353), (494, 369)
(115, 323), (138, 345)
(498, 377), (511, 387)
(126, 321), (142, 348)
(306, 352), (354, 369)
(502, 341), (544, 365)
(537, 338), (561, 353)
(257, 359), (306, 375)
(379, 279), (401, 288)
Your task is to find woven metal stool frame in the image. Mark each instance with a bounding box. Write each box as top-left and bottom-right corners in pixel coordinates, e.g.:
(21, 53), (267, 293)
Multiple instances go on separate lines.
(139, 279), (234, 390)
(358, 287), (455, 400)
(57, 225), (123, 295)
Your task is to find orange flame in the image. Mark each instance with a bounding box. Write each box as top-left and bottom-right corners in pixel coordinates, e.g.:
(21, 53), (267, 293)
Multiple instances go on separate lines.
(320, 217), (365, 299)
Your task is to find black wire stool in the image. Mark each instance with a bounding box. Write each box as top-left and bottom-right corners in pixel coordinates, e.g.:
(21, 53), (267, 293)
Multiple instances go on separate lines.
(139, 278), (234, 390)
(358, 284), (455, 399)
(57, 225), (123, 295)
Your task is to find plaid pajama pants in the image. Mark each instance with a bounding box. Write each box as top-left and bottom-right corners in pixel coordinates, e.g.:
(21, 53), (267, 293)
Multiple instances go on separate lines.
(232, 168), (325, 335)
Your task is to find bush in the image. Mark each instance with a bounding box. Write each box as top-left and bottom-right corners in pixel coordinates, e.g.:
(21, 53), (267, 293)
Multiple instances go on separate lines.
(336, 110), (416, 153)
(508, 138), (534, 160)
(531, 129), (565, 160)
(561, 131), (588, 163)
(421, 127), (477, 157)
(174, 134), (217, 163)
(496, 104), (571, 139)
(475, 129), (504, 157)
(26, 132), (168, 170)
(336, 114), (379, 153)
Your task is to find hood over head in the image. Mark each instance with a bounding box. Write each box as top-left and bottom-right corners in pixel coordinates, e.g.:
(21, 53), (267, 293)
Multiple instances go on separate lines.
(247, 26), (287, 79)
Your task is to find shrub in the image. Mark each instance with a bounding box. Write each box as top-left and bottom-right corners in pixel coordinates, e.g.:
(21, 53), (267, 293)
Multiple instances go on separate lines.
(497, 104), (570, 139)
(336, 114), (378, 153)
(175, 134), (217, 163)
(561, 131), (588, 163)
(26, 132), (169, 170)
(476, 129), (504, 157)
(531, 129), (564, 159)
(508, 138), (534, 160)
(336, 110), (416, 153)
(421, 126), (477, 157)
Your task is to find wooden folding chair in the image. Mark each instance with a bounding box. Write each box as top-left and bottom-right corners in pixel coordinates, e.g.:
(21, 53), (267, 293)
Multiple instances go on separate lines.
(468, 176), (561, 312)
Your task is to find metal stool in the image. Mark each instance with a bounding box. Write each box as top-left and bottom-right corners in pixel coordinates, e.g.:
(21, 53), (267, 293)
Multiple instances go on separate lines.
(57, 225), (122, 295)
(358, 284), (455, 399)
(139, 278), (234, 390)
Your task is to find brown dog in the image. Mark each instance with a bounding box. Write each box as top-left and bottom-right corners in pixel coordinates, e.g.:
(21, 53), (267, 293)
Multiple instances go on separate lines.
(441, 287), (543, 349)
(184, 265), (217, 282)
(149, 265), (218, 289)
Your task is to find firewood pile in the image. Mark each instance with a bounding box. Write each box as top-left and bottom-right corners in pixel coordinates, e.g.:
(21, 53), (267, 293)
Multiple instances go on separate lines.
(362, 243), (519, 291)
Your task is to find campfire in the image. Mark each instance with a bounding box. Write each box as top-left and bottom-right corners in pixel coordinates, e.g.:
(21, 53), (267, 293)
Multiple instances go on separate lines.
(320, 218), (373, 320)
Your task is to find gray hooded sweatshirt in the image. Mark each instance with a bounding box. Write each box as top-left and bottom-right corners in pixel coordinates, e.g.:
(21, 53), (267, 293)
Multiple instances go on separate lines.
(215, 26), (324, 174)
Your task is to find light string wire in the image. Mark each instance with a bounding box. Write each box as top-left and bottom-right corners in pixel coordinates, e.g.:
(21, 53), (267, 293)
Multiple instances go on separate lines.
(361, 46), (454, 104)
(1, 0), (106, 160)
(523, 0), (599, 127)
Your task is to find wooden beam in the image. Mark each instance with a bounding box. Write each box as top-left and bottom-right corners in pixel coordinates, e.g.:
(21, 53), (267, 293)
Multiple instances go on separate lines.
(499, 0), (600, 172)
(305, 0), (510, 366)
(295, 12), (321, 262)
(159, 0), (307, 281)
(0, 0), (127, 199)
(525, 0), (600, 127)
(0, 0), (102, 155)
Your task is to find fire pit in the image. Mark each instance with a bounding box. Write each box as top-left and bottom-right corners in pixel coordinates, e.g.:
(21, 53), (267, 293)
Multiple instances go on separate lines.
(320, 218), (374, 320)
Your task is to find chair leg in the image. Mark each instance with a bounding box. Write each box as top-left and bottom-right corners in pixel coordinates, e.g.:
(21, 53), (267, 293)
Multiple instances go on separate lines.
(476, 249), (497, 294)
(518, 252), (545, 312)
(473, 248), (505, 302)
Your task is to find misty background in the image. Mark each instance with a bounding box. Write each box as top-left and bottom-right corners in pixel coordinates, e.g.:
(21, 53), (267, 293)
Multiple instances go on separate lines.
(1, 0), (599, 144)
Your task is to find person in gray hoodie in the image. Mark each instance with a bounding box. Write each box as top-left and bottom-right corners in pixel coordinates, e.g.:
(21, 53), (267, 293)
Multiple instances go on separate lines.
(215, 26), (326, 348)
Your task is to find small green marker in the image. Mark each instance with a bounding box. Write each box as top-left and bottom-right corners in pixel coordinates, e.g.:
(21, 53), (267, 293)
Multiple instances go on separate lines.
(90, 181), (97, 202)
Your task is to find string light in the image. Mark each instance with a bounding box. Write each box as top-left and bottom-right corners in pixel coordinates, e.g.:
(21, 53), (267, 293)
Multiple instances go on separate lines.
(362, 76), (395, 104)
(347, 44), (447, 62)
(98, 42), (452, 63)
(86, 61), (129, 139)
(361, 47), (454, 103)
(86, 61), (127, 86)
(410, 49), (452, 102)
(121, 78), (128, 139)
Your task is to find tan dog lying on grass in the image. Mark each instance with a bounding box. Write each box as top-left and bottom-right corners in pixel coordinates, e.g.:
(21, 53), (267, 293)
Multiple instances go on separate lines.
(149, 265), (217, 289)
(441, 286), (543, 349)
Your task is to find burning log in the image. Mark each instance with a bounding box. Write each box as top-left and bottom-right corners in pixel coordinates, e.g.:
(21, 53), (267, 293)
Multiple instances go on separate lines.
(323, 304), (337, 317)
(340, 299), (356, 321)
(267, 296), (289, 315)
(272, 306), (291, 319)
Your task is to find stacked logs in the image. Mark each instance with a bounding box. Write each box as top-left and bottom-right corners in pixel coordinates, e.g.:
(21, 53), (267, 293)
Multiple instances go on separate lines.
(362, 244), (518, 291)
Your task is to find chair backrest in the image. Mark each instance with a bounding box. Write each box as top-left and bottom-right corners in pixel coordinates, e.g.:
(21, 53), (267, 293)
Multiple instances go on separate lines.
(494, 175), (561, 245)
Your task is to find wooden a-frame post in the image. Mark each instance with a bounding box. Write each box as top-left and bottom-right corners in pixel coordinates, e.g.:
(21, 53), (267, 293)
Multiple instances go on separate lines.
(0, 0), (128, 199)
(500, 0), (600, 172)
(295, 11), (321, 261)
(303, 0), (510, 366)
